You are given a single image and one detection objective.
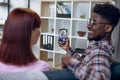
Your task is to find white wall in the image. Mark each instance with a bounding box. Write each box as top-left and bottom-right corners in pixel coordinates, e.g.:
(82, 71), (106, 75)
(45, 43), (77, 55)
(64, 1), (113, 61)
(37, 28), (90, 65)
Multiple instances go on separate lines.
(30, 0), (40, 15)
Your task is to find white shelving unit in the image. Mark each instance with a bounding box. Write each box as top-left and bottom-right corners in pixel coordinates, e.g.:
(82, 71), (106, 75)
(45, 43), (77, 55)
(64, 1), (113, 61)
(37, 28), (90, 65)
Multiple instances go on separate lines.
(0, 0), (31, 41)
(0, 0), (9, 25)
(40, 0), (111, 67)
(0, 0), (9, 40)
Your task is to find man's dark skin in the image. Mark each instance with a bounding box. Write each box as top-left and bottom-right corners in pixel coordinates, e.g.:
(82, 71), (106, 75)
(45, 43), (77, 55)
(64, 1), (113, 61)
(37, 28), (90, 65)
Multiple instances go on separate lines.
(61, 12), (113, 68)
(58, 3), (120, 80)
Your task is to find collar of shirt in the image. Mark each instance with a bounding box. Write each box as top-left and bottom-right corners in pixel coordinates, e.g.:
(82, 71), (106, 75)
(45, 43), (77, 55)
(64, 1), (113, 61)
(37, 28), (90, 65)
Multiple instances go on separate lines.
(88, 40), (113, 49)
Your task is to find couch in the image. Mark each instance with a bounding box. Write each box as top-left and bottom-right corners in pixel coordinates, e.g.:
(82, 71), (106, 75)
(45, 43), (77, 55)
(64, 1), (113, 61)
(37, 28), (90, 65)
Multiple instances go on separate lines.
(110, 62), (120, 80)
(44, 62), (120, 80)
(0, 62), (120, 80)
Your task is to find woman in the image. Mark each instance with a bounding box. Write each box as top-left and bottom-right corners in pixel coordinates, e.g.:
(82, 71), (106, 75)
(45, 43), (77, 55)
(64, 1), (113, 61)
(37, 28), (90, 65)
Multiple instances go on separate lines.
(0, 8), (51, 72)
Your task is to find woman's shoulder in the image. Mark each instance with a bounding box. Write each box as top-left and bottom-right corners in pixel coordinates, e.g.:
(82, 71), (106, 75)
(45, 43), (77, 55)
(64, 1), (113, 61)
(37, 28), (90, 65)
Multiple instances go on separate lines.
(29, 60), (51, 71)
(0, 60), (51, 72)
(33, 60), (49, 66)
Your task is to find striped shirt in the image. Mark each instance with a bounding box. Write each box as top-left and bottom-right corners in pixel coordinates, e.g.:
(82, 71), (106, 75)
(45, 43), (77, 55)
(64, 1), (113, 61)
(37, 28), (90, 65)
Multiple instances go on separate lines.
(66, 41), (114, 80)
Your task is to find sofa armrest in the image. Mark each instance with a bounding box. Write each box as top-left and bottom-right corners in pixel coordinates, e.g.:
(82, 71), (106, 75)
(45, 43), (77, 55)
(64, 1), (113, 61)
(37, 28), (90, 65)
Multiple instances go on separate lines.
(110, 62), (120, 80)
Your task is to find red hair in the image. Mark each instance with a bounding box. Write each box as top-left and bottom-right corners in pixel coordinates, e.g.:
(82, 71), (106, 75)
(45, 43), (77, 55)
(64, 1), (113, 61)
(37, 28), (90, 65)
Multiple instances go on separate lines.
(0, 8), (41, 66)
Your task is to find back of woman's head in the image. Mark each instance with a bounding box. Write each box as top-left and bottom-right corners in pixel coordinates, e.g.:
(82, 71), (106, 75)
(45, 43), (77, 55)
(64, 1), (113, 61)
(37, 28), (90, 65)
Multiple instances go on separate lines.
(0, 8), (41, 66)
(4, 8), (41, 44)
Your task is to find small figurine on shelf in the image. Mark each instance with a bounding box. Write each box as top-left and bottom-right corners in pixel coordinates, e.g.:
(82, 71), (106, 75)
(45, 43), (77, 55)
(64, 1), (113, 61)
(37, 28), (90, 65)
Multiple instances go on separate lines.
(80, 15), (86, 19)
(51, 28), (54, 33)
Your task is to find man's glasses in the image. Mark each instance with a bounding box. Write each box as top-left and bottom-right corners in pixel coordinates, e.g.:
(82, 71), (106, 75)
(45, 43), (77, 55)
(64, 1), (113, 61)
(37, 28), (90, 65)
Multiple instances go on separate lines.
(88, 19), (109, 25)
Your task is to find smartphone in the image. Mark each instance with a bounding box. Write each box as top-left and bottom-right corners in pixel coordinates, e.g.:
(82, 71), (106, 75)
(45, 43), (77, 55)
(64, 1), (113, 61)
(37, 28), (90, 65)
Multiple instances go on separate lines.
(59, 29), (68, 45)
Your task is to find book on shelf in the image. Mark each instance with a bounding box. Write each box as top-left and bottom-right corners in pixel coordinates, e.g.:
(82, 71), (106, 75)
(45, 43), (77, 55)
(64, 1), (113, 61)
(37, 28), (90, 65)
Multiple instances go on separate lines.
(57, 3), (71, 14)
(49, 4), (55, 17)
(41, 35), (54, 50)
(56, 2), (71, 18)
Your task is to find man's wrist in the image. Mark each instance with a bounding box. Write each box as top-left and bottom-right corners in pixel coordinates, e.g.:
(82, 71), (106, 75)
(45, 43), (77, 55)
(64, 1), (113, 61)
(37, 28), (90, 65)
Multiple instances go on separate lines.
(68, 58), (79, 67)
(65, 47), (72, 51)
(67, 58), (81, 70)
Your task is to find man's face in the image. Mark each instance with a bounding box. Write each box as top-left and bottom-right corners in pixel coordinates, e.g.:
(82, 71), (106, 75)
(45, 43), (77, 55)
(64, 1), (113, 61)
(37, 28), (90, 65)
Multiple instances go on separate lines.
(87, 13), (110, 41)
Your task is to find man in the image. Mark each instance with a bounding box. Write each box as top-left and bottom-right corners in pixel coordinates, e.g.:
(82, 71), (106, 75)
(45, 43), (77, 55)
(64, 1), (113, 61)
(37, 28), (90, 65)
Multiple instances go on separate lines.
(59, 3), (120, 80)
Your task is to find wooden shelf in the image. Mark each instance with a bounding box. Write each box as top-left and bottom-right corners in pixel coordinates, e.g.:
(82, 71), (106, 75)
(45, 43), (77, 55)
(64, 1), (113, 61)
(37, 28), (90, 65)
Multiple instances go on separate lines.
(0, 2), (8, 5)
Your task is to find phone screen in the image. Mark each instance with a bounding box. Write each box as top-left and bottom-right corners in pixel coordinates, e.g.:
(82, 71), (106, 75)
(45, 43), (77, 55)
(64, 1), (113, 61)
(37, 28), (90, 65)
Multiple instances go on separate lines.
(59, 29), (67, 45)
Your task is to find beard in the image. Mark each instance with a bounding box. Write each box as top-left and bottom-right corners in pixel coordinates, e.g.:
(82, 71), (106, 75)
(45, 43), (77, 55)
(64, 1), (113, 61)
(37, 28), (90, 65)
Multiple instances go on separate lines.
(87, 36), (103, 41)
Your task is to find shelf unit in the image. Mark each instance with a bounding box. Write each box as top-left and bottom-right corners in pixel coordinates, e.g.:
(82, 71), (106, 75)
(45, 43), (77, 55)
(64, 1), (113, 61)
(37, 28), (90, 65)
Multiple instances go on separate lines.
(0, 0), (32, 41)
(0, 0), (9, 40)
(9, 0), (30, 12)
(0, 0), (9, 25)
(40, 0), (111, 67)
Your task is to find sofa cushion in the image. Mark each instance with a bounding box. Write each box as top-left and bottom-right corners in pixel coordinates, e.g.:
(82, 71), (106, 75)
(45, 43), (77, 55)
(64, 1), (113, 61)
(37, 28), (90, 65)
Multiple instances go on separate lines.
(110, 62), (120, 80)
(44, 69), (77, 80)
(0, 70), (49, 80)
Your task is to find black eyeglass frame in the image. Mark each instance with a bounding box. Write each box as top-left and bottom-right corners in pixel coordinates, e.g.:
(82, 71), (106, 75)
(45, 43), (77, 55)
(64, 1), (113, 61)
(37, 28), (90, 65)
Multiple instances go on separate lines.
(88, 19), (110, 25)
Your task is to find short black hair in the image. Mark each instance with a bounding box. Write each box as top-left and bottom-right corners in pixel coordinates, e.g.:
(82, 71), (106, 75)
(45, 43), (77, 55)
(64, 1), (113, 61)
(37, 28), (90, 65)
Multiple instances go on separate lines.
(93, 3), (120, 29)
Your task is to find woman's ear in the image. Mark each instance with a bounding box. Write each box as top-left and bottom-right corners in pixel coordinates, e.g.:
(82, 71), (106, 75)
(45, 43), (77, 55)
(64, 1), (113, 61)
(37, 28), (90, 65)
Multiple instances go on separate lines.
(105, 25), (113, 32)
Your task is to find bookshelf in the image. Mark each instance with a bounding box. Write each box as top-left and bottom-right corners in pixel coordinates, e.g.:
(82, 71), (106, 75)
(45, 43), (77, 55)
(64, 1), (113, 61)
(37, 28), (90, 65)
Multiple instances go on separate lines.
(0, 0), (9, 25)
(0, 0), (9, 40)
(0, 0), (32, 41)
(40, 0), (111, 68)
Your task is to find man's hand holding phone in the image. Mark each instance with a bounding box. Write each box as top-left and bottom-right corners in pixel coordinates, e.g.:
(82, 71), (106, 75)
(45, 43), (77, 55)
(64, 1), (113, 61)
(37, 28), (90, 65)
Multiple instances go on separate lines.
(58, 36), (70, 51)
(58, 29), (67, 45)
(58, 29), (70, 50)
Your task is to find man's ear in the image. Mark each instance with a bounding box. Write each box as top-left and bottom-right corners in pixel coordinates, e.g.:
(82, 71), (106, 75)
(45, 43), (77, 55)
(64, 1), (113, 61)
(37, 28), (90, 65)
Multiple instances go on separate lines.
(104, 25), (113, 32)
